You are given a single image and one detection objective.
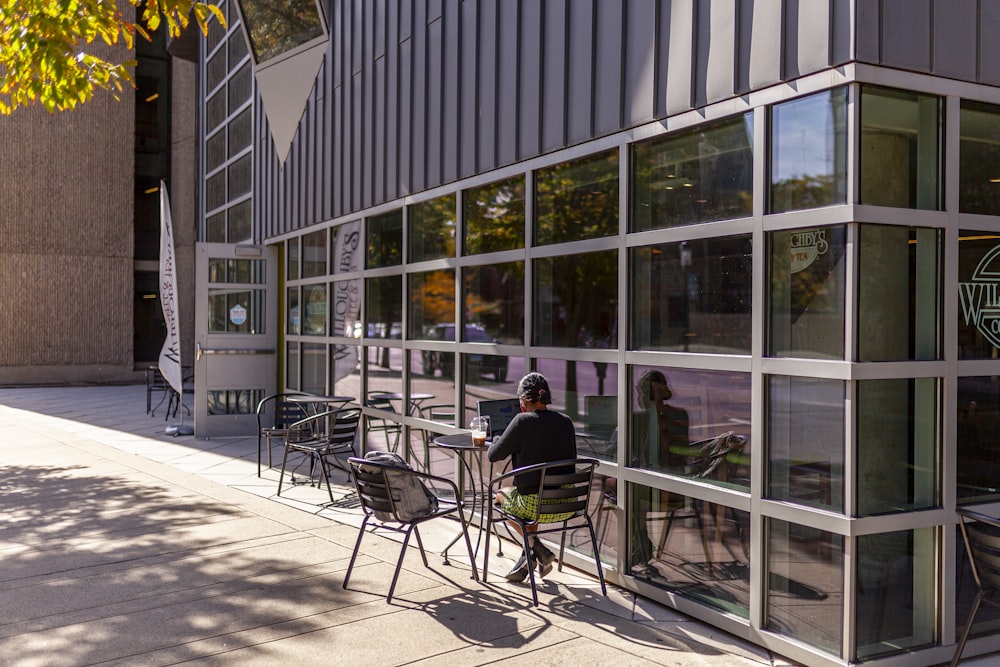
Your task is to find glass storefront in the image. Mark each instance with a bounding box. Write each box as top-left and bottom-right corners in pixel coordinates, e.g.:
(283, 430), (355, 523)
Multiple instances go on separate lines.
(277, 82), (999, 666)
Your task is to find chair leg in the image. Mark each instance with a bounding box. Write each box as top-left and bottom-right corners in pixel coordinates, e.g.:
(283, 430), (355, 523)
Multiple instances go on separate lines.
(586, 518), (608, 596)
(276, 446), (292, 496)
(387, 526), (416, 604)
(412, 525), (430, 568)
(951, 591), (984, 667)
(343, 516), (370, 591)
(520, 533), (539, 607)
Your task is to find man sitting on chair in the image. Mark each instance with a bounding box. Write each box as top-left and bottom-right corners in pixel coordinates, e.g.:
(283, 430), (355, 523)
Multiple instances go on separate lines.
(487, 372), (577, 582)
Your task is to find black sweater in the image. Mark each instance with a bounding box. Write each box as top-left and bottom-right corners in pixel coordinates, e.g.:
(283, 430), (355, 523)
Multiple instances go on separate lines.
(487, 409), (577, 493)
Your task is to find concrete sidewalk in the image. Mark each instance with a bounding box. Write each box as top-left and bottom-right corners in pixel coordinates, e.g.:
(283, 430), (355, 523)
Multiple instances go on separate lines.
(0, 385), (792, 666)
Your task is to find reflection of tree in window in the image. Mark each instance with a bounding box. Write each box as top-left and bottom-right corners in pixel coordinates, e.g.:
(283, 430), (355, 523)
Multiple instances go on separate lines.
(534, 251), (618, 348)
(240, 0), (325, 64)
(535, 149), (618, 246)
(464, 176), (525, 254)
(410, 270), (455, 335)
(409, 195), (456, 262)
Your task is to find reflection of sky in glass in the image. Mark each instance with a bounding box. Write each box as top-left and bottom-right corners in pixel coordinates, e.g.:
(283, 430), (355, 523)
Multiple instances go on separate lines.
(772, 90), (844, 183)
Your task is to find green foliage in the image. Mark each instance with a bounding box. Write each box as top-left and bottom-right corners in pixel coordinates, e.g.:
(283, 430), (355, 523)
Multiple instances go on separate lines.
(0, 0), (224, 114)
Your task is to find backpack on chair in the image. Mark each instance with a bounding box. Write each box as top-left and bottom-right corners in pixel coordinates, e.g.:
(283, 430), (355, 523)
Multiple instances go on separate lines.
(360, 451), (439, 522)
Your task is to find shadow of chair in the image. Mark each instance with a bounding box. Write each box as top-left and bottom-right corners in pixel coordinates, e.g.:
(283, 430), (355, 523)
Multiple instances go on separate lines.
(365, 391), (403, 453)
(484, 458), (608, 607)
(952, 508), (1000, 667)
(277, 407), (362, 503)
(344, 455), (479, 603)
(256, 392), (308, 476)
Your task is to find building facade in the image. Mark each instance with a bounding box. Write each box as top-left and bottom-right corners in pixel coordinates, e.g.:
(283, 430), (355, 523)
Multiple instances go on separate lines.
(200, 2), (1000, 665)
(0, 14), (198, 386)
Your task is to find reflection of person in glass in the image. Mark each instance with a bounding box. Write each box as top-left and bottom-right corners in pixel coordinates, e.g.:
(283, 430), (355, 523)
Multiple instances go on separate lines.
(488, 373), (577, 582)
(630, 370), (690, 572)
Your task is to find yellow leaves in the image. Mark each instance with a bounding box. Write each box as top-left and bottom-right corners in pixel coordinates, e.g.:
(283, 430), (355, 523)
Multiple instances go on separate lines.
(0, 0), (225, 114)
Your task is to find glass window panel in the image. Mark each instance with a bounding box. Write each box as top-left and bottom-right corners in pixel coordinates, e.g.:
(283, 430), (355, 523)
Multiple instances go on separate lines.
(464, 262), (525, 345)
(523, 359), (619, 463)
(534, 250), (618, 348)
(409, 194), (456, 262)
(770, 87), (848, 213)
(629, 367), (751, 490)
(629, 483), (750, 617)
(631, 236), (752, 353)
(228, 200), (251, 242)
(239, 0), (325, 65)
(464, 175), (526, 254)
(632, 114), (754, 231)
(286, 342), (299, 389)
(767, 519), (844, 655)
(206, 170), (226, 210)
(767, 376), (844, 513)
(957, 376), (1000, 504)
(364, 276), (402, 339)
(408, 270), (455, 339)
(227, 63), (252, 110)
(955, 519), (1000, 642)
(301, 342), (326, 395)
(286, 286), (299, 334)
(366, 209), (403, 268)
(211, 258), (264, 284)
(768, 225), (847, 359)
(960, 100), (1000, 215)
(287, 237), (300, 280)
(330, 343), (361, 397)
(857, 379), (940, 516)
(207, 130), (226, 171)
(858, 225), (942, 361)
(331, 279), (361, 338)
(227, 154), (252, 200)
(860, 86), (942, 210)
(207, 389), (263, 415)
(958, 231), (1000, 359)
(206, 212), (226, 243)
(535, 149), (619, 246)
(365, 348), (402, 404)
(228, 107), (251, 157)
(302, 284), (326, 335)
(208, 288), (263, 333)
(410, 349), (457, 425)
(855, 529), (937, 660)
(461, 350), (511, 385)
(302, 229), (327, 278)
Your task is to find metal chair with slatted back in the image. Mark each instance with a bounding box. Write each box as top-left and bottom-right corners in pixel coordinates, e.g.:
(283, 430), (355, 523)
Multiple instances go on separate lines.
(256, 392), (308, 476)
(277, 407), (362, 503)
(344, 456), (479, 603)
(484, 458), (608, 607)
(952, 508), (1000, 667)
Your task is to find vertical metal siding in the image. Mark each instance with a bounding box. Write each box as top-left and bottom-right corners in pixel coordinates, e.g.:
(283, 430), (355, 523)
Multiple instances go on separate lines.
(541, 0), (569, 153)
(518, 1), (543, 162)
(624, 1), (656, 127)
(497, 2), (520, 167)
(251, 0), (992, 236)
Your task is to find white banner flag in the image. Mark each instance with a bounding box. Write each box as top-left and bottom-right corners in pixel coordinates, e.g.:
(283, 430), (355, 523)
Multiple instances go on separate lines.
(158, 181), (184, 395)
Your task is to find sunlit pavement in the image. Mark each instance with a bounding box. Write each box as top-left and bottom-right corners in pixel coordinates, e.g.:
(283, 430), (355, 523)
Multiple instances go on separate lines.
(0, 384), (801, 666)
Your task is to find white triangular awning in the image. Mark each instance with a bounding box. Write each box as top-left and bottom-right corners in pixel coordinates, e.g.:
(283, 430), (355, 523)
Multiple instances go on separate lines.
(255, 41), (327, 164)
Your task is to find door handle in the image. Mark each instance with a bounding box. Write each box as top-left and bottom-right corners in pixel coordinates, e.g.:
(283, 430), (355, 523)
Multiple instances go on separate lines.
(196, 342), (275, 362)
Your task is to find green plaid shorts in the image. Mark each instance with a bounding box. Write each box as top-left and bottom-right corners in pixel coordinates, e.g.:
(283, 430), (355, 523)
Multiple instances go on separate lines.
(501, 487), (575, 523)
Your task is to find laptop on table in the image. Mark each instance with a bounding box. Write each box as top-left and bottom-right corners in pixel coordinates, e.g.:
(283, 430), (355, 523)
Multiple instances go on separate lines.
(477, 398), (520, 440)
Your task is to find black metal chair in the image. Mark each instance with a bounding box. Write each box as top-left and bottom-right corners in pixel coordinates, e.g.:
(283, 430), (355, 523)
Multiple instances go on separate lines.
(344, 456), (479, 603)
(256, 392), (308, 476)
(276, 407), (362, 503)
(484, 458), (607, 606)
(952, 508), (1000, 667)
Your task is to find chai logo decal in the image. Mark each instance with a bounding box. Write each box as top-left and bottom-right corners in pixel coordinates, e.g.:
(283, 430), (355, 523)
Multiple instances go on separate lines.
(789, 229), (829, 273)
(959, 244), (1000, 350)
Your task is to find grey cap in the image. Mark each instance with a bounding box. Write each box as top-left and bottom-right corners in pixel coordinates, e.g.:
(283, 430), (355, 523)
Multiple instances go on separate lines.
(517, 372), (552, 404)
